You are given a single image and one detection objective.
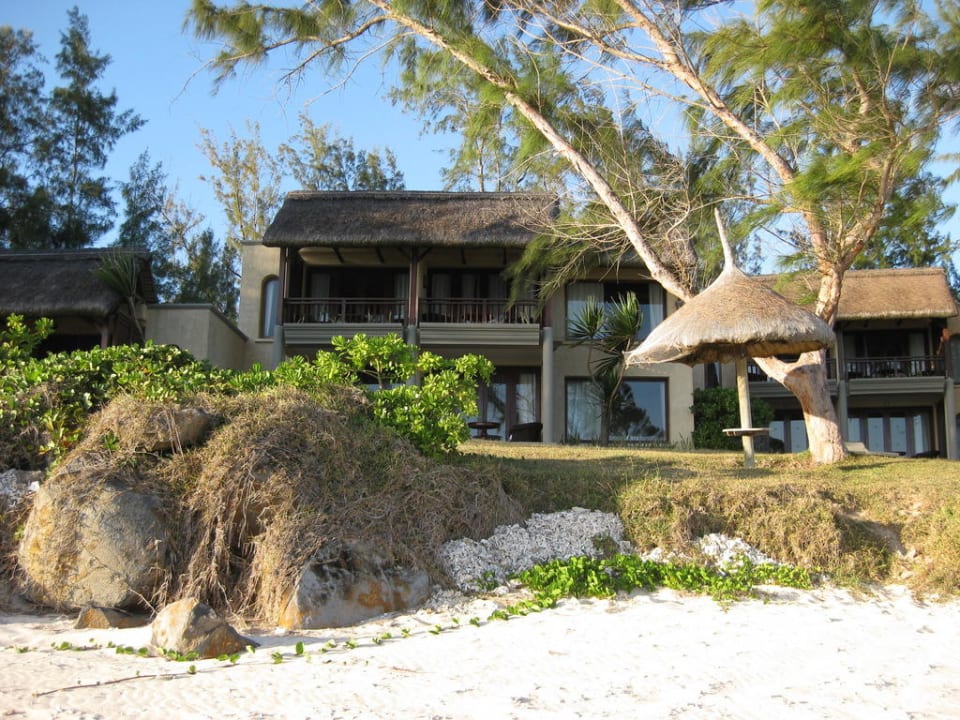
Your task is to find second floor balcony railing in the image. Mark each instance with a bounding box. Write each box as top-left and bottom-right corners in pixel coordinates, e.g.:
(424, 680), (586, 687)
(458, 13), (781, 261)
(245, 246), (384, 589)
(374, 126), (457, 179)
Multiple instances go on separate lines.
(748, 355), (948, 382)
(842, 355), (946, 379)
(420, 298), (540, 324)
(283, 298), (406, 324)
(281, 297), (541, 326)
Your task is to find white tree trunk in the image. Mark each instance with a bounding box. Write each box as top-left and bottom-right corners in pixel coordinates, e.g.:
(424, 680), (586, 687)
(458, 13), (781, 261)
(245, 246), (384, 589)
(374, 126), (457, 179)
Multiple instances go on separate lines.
(756, 352), (847, 464)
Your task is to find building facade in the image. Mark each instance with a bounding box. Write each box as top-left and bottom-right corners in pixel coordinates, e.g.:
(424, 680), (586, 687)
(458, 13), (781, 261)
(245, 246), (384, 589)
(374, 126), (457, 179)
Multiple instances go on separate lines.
(236, 191), (694, 445)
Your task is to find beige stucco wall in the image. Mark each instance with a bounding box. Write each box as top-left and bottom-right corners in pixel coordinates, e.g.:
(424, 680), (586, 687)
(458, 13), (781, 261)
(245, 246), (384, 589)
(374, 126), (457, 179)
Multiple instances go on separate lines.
(237, 243), (281, 340)
(146, 305), (248, 371)
(237, 242), (282, 369)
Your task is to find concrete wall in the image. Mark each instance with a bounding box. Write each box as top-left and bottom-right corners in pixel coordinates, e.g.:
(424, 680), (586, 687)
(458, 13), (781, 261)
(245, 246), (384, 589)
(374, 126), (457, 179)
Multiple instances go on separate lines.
(146, 305), (248, 371)
(237, 242), (282, 369)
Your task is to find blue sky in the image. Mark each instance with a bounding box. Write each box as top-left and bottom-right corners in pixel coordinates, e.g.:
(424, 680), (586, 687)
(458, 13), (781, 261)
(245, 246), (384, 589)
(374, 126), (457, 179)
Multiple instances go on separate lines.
(5, 1), (452, 244)
(5, 1), (959, 264)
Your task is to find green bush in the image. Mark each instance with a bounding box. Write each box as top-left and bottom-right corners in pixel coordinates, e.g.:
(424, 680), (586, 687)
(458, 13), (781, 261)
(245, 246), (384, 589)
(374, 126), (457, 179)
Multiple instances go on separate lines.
(0, 340), (227, 469)
(692, 386), (774, 450)
(298, 334), (493, 457)
(1, 326), (492, 469)
(0, 314), (53, 364)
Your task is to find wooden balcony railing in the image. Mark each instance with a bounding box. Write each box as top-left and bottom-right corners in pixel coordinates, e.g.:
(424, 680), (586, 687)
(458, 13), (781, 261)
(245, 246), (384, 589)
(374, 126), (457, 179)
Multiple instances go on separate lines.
(841, 355), (946, 379)
(748, 355), (947, 382)
(420, 298), (539, 324)
(283, 298), (406, 324)
(281, 297), (541, 326)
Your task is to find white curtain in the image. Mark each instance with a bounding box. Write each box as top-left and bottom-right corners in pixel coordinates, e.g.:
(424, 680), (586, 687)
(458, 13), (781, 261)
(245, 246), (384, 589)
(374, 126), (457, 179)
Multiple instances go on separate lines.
(646, 284), (665, 328)
(565, 380), (602, 442)
(516, 373), (537, 424)
(566, 282), (601, 335)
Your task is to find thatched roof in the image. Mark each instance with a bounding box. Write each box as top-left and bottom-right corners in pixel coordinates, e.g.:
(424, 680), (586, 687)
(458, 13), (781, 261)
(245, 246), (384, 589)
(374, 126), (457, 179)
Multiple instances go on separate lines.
(0, 249), (157, 318)
(763, 267), (958, 321)
(263, 191), (557, 248)
(626, 265), (835, 366)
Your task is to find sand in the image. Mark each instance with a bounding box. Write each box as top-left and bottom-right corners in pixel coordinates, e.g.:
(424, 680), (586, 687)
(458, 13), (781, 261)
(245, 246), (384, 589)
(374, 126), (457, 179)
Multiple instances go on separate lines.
(2, 584), (959, 720)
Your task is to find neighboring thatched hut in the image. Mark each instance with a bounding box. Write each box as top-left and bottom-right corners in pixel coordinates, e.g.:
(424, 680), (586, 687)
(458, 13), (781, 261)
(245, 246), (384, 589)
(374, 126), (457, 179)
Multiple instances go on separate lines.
(764, 267), (959, 323)
(0, 249), (156, 352)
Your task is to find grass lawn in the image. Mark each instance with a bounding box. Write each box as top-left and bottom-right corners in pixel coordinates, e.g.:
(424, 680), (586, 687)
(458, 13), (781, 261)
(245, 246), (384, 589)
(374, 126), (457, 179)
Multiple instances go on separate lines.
(456, 441), (960, 597)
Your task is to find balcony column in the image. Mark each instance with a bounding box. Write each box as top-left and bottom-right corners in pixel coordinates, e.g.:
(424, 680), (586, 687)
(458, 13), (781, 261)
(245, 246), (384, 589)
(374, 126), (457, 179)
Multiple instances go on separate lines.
(541, 325), (556, 443)
(945, 378), (957, 460)
(836, 380), (849, 441)
(272, 324), (284, 370)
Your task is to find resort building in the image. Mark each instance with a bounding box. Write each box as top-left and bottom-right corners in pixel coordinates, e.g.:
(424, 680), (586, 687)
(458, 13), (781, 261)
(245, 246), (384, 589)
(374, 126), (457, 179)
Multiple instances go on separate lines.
(236, 191), (694, 446)
(2, 191), (957, 457)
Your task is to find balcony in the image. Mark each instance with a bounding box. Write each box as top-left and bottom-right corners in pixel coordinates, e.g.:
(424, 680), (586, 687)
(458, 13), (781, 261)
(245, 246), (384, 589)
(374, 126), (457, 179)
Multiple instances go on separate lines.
(839, 356), (946, 380)
(419, 298), (539, 325)
(283, 298), (406, 324)
(279, 296), (542, 347)
(747, 355), (947, 382)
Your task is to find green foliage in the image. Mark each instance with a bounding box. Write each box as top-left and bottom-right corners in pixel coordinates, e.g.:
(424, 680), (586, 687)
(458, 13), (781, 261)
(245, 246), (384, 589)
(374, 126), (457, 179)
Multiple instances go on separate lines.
(0, 323), (490, 468)
(567, 293), (643, 445)
(278, 113), (405, 191)
(692, 387), (775, 451)
(319, 334), (494, 457)
(0, 314), (53, 364)
(27, 8), (143, 249)
(0, 341), (226, 469)
(515, 553), (812, 605)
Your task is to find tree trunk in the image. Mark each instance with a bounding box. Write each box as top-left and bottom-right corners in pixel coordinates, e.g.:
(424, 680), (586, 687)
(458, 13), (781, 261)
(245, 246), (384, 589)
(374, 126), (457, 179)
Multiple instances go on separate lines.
(756, 351), (847, 464)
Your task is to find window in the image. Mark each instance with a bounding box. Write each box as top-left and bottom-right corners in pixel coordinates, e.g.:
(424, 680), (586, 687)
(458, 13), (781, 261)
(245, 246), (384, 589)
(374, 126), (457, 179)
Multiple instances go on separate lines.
(846, 411), (932, 456)
(260, 276), (279, 338)
(472, 369), (540, 439)
(565, 281), (665, 339)
(565, 378), (667, 443)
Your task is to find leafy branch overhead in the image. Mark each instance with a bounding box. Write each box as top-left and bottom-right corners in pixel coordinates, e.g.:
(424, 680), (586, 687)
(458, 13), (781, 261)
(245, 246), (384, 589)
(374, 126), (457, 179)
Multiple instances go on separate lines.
(188, 0), (960, 465)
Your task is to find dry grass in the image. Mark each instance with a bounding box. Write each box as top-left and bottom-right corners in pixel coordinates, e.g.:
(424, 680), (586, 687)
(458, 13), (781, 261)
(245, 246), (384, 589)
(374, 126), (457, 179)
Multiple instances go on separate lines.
(29, 389), (521, 621)
(458, 441), (960, 597)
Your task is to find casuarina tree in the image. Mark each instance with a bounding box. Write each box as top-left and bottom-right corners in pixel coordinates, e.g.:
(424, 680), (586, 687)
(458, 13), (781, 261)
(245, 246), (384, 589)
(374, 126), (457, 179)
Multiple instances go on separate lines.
(188, 0), (960, 463)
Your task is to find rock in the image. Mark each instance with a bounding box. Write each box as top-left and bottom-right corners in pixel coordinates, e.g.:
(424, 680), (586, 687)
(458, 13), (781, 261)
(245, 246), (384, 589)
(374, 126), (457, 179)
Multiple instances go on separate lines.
(76, 605), (150, 630)
(278, 543), (431, 630)
(17, 476), (167, 611)
(151, 598), (254, 659)
(126, 406), (213, 452)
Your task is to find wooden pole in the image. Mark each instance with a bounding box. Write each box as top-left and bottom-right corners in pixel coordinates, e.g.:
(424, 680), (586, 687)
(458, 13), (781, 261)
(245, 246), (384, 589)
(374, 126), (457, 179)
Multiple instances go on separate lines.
(735, 356), (756, 468)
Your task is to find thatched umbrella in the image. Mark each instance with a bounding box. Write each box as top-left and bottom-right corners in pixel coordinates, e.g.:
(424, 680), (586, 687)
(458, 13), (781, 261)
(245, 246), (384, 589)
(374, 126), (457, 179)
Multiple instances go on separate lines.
(625, 212), (835, 467)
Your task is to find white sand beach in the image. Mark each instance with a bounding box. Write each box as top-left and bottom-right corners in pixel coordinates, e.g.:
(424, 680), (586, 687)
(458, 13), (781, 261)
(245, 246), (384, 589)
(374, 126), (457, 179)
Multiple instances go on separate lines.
(2, 584), (959, 720)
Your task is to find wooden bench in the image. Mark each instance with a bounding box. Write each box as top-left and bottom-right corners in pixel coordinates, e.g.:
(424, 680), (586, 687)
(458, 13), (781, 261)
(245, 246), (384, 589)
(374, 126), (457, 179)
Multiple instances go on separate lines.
(722, 428), (770, 438)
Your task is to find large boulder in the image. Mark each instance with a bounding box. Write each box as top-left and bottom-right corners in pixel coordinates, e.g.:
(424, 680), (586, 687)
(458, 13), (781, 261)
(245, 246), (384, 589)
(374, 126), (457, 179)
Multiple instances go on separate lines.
(151, 598), (253, 659)
(278, 542), (431, 630)
(17, 473), (168, 611)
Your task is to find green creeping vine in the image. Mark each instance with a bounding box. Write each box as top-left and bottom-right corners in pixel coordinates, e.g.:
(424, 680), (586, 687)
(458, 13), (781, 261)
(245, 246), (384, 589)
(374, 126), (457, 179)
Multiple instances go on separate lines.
(512, 554), (813, 608)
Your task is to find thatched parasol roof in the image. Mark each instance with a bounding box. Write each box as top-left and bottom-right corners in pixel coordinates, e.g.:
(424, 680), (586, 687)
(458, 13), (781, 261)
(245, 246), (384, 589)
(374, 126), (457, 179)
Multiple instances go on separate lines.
(263, 191), (558, 249)
(626, 264), (836, 367)
(0, 249), (156, 318)
(763, 267), (958, 321)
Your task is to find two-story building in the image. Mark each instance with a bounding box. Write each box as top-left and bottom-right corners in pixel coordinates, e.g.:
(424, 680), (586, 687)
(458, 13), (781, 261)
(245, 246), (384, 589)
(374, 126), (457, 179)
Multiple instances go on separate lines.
(236, 191), (695, 445)
(5, 192), (955, 457)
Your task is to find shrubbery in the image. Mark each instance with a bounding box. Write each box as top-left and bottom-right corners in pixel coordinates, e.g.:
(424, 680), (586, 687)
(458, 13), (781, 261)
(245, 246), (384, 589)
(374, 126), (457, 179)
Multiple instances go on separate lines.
(0, 316), (492, 469)
(691, 386), (774, 451)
